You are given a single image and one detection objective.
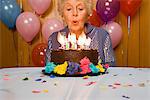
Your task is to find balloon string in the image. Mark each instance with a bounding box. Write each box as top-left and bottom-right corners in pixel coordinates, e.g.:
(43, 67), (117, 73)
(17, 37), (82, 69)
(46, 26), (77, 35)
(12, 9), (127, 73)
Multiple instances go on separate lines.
(127, 16), (131, 37)
(39, 17), (43, 43)
(28, 45), (31, 65)
(19, 0), (23, 12)
(33, 11), (43, 43)
(12, 30), (18, 65)
(127, 16), (131, 66)
(40, 31), (43, 43)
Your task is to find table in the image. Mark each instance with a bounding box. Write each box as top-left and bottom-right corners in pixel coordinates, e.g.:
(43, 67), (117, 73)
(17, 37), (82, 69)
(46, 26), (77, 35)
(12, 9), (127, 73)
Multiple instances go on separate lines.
(0, 67), (150, 100)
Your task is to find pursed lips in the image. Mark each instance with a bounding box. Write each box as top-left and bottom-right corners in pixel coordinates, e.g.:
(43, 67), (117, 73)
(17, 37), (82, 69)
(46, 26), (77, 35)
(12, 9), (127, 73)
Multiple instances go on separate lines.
(72, 20), (79, 25)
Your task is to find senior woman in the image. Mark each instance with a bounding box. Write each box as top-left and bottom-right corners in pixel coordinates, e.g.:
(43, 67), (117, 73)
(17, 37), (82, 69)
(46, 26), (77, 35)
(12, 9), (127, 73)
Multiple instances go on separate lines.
(45, 0), (115, 66)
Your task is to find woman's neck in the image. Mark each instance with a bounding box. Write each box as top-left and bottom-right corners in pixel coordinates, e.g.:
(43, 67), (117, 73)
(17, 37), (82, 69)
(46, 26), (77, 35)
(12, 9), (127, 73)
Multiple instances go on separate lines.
(70, 29), (85, 39)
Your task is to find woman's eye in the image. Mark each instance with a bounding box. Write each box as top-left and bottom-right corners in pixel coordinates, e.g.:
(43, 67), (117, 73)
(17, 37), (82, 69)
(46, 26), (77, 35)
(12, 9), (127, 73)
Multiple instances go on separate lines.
(78, 8), (84, 11)
(66, 8), (71, 11)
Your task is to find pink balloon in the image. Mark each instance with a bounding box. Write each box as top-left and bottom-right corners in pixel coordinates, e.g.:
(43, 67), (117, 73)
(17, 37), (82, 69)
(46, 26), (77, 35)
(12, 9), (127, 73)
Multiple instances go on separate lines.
(16, 12), (40, 42)
(102, 21), (123, 48)
(28, 0), (51, 15)
(42, 18), (64, 42)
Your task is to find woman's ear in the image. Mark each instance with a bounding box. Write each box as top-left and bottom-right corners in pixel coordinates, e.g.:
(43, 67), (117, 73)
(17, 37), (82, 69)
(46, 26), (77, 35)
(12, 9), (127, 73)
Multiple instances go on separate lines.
(61, 16), (67, 26)
(62, 16), (65, 22)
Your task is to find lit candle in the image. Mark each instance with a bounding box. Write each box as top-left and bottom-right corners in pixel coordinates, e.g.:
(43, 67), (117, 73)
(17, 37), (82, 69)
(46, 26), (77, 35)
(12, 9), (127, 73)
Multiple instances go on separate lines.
(85, 37), (91, 49)
(67, 33), (72, 49)
(70, 33), (77, 49)
(77, 34), (86, 49)
(65, 38), (69, 50)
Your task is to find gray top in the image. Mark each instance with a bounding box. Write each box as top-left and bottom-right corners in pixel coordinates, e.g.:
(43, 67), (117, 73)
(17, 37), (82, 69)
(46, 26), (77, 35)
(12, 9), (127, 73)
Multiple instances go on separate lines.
(46, 23), (115, 66)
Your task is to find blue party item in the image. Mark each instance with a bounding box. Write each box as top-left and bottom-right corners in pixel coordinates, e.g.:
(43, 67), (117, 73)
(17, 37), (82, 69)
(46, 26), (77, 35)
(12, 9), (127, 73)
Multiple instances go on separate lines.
(0, 0), (21, 29)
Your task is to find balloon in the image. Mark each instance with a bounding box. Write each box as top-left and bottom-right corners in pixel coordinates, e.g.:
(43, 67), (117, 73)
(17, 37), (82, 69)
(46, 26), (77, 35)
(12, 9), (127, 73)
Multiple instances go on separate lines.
(0, 0), (21, 29)
(88, 10), (101, 27)
(96, 0), (120, 22)
(32, 43), (47, 66)
(102, 21), (123, 48)
(28, 0), (51, 15)
(42, 18), (64, 42)
(16, 12), (40, 42)
(120, 0), (142, 17)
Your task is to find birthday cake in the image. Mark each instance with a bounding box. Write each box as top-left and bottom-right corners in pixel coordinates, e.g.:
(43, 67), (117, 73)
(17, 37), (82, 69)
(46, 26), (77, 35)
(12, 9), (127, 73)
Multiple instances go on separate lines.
(42, 49), (109, 77)
(42, 33), (109, 77)
(51, 49), (98, 65)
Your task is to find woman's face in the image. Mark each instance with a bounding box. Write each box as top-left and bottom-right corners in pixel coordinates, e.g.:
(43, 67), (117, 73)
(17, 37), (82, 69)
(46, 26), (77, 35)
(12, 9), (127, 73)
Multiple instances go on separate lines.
(63, 0), (88, 34)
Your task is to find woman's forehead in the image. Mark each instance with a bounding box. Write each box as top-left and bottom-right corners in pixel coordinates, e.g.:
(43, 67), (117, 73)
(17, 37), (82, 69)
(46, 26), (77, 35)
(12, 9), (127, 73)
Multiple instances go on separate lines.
(64, 0), (86, 4)
(64, 0), (86, 7)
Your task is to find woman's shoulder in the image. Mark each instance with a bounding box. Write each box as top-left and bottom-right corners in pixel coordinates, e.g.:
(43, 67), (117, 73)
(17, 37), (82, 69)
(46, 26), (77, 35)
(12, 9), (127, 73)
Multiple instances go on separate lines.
(95, 26), (109, 37)
(47, 27), (68, 41)
(86, 23), (109, 36)
(90, 25), (109, 40)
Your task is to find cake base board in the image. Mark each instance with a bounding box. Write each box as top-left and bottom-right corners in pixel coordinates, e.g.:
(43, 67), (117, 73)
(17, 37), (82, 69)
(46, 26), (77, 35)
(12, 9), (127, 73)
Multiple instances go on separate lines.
(42, 69), (107, 77)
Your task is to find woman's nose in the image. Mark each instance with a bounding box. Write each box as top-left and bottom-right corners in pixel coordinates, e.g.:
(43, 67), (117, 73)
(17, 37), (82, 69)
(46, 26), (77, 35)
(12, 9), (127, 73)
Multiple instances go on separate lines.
(73, 9), (78, 16)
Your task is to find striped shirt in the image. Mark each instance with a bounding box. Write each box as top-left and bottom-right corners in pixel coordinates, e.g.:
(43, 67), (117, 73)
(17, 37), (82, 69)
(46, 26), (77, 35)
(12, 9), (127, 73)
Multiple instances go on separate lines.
(46, 23), (115, 66)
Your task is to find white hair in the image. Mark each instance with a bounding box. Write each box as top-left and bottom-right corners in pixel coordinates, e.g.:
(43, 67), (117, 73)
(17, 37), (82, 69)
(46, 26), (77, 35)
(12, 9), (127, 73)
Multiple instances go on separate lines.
(57, 0), (93, 17)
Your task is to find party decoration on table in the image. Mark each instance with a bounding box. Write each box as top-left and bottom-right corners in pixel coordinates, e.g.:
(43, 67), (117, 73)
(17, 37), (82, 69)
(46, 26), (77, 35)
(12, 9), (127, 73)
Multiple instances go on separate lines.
(28, 0), (51, 15)
(53, 61), (68, 75)
(120, 0), (142, 34)
(80, 57), (91, 74)
(96, 0), (120, 22)
(122, 84), (133, 87)
(32, 43), (47, 66)
(108, 85), (113, 87)
(0, 0), (21, 29)
(129, 74), (132, 76)
(67, 62), (81, 75)
(42, 57), (109, 77)
(35, 78), (42, 81)
(54, 81), (59, 86)
(40, 75), (45, 77)
(122, 95), (130, 99)
(4, 74), (9, 76)
(54, 83), (57, 86)
(50, 74), (56, 78)
(22, 77), (29, 81)
(99, 84), (108, 90)
(16, 12), (40, 43)
(83, 75), (90, 79)
(138, 83), (145, 87)
(43, 89), (49, 93)
(88, 10), (101, 27)
(3, 77), (10, 81)
(102, 21), (123, 48)
(114, 82), (121, 86)
(85, 81), (96, 86)
(42, 18), (64, 42)
(42, 80), (47, 83)
(113, 74), (118, 76)
(32, 90), (41, 93)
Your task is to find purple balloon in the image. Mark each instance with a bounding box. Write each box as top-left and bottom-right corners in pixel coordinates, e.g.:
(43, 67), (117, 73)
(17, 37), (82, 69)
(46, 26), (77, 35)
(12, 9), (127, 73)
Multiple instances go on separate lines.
(96, 0), (120, 22)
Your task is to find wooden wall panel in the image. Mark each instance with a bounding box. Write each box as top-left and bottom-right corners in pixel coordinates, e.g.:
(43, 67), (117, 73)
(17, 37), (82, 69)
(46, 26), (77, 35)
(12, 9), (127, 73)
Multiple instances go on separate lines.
(128, 13), (140, 66)
(140, 0), (150, 66)
(0, 0), (150, 67)
(0, 22), (18, 68)
(115, 12), (128, 66)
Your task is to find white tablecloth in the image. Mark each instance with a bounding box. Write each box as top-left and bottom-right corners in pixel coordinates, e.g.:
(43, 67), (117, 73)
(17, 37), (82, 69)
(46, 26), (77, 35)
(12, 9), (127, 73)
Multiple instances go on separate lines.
(0, 67), (150, 100)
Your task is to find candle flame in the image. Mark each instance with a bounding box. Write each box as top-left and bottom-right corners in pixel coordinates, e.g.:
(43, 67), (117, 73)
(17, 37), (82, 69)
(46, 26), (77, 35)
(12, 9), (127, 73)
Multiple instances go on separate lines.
(77, 34), (86, 46)
(85, 37), (91, 46)
(57, 32), (91, 50)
